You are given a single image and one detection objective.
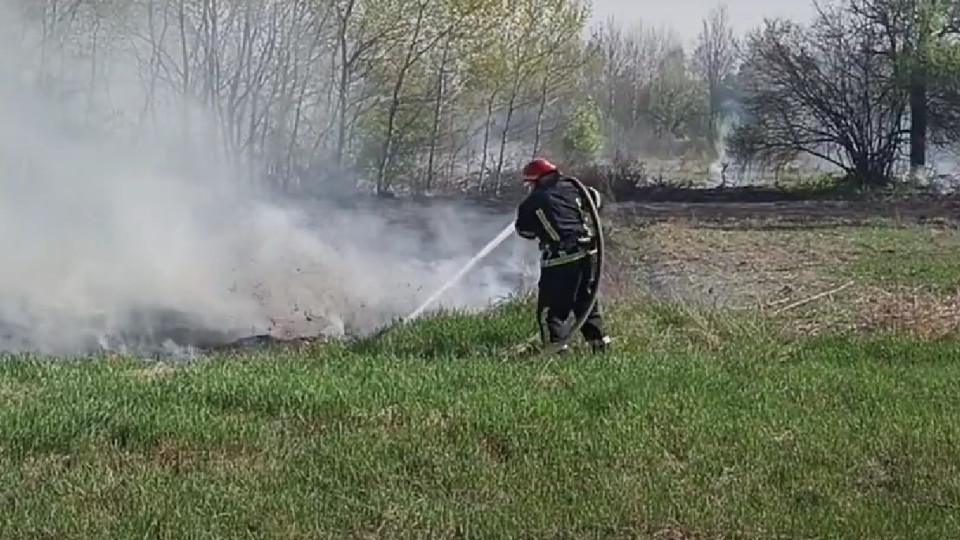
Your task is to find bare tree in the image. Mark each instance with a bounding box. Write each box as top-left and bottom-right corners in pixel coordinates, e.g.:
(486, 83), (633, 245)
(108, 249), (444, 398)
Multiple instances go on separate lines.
(692, 3), (739, 153)
(3, 0), (613, 194)
(585, 20), (705, 160)
(729, 9), (909, 186)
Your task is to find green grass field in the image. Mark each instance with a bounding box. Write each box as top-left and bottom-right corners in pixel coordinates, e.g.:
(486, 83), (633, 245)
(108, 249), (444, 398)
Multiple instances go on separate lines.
(0, 221), (958, 539)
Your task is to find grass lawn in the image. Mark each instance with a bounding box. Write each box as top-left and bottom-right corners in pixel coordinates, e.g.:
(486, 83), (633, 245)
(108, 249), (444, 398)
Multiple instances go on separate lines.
(0, 220), (958, 539)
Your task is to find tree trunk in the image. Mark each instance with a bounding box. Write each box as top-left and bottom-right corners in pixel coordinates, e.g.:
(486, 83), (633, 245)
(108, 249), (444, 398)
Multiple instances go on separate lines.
(494, 90), (519, 195)
(532, 75), (549, 156)
(336, 22), (351, 170)
(177, 0), (192, 168)
(909, 74), (927, 177)
(477, 92), (496, 192)
(426, 38), (452, 192)
(375, 6), (427, 194)
(854, 152), (892, 188)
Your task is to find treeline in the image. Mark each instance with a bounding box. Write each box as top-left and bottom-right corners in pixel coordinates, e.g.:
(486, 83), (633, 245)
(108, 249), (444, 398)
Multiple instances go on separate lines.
(6, 0), (741, 195)
(730, 0), (960, 188)
(8, 0), (958, 194)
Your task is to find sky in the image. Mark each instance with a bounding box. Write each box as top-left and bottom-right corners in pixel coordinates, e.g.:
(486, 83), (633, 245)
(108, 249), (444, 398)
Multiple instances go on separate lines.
(588, 0), (816, 44)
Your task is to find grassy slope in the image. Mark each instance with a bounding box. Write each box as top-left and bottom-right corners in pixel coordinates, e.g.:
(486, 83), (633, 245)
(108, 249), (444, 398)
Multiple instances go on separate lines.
(1, 223), (959, 539)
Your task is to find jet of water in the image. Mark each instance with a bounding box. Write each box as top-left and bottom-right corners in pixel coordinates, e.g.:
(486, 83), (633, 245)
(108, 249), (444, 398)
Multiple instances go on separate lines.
(405, 221), (517, 321)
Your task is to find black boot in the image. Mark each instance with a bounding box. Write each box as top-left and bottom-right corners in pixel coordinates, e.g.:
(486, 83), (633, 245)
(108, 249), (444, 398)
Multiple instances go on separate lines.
(588, 336), (612, 353)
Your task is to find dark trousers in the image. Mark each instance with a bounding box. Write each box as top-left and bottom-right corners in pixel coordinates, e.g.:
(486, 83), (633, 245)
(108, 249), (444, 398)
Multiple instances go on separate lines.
(537, 253), (606, 345)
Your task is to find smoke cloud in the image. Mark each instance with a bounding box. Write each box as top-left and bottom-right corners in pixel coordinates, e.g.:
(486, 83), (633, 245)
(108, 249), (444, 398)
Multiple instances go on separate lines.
(0, 2), (536, 356)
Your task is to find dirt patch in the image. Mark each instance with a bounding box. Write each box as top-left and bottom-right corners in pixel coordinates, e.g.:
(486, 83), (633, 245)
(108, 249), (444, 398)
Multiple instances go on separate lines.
(650, 527), (716, 540)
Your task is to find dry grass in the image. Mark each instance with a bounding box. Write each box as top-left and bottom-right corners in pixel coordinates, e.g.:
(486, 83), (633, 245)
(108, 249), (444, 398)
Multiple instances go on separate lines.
(129, 363), (175, 381)
(604, 211), (960, 339)
(852, 286), (960, 338)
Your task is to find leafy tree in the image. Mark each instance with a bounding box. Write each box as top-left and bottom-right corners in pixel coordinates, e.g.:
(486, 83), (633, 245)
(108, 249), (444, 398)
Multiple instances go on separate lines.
(560, 96), (604, 166)
(648, 46), (706, 145)
(848, 0), (960, 176)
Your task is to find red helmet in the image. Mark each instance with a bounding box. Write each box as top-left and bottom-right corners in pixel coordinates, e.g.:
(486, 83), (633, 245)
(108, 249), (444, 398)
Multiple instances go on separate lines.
(521, 157), (557, 182)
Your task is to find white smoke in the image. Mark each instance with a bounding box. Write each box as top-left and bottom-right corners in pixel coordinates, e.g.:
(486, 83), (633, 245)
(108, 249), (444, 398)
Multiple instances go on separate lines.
(0, 1), (537, 355)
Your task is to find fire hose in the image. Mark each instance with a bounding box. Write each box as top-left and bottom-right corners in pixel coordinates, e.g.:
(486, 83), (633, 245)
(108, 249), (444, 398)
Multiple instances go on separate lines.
(370, 176), (604, 357)
(528, 175), (604, 357)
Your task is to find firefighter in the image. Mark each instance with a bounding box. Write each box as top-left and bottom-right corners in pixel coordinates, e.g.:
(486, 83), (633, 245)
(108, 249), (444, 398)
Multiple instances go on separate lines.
(514, 157), (612, 354)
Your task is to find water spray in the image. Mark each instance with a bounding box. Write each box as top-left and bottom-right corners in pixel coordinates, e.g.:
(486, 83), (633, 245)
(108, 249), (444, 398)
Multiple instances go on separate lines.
(364, 220), (517, 339)
(404, 221), (516, 321)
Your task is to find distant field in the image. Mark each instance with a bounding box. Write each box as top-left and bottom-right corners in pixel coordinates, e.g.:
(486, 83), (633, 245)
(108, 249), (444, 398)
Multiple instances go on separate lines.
(606, 200), (960, 338)
(0, 204), (958, 539)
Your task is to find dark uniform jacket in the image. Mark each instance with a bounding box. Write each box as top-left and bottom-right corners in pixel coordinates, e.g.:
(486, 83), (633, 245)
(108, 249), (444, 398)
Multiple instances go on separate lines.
(515, 172), (602, 267)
